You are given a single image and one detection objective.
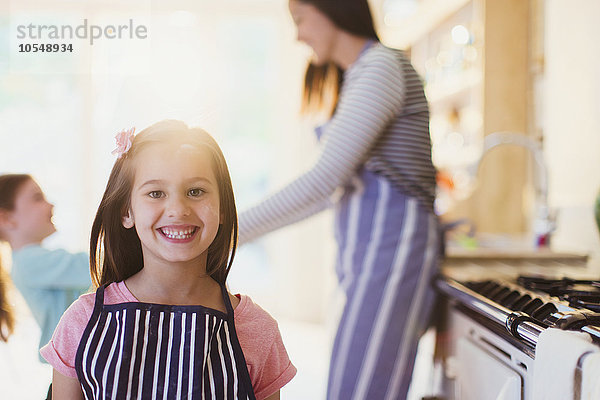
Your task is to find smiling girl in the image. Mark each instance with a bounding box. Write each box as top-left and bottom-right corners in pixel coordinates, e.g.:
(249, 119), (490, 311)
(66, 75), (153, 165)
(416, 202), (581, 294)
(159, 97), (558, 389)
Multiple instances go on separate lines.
(41, 120), (296, 399)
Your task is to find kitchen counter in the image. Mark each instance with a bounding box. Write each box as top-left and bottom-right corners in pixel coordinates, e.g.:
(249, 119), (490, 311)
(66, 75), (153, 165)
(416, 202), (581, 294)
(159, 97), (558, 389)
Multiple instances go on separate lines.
(442, 246), (592, 282)
(445, 247), (588, 265)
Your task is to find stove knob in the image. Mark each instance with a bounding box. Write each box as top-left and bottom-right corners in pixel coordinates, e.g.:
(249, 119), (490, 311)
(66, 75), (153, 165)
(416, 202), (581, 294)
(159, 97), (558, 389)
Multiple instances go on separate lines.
(498, 290), (521, 308)
(531, 302), (558, 321)
(512, 294), (532, 311)
(521, 297), (544, 315)
(543, 312), (587, 329)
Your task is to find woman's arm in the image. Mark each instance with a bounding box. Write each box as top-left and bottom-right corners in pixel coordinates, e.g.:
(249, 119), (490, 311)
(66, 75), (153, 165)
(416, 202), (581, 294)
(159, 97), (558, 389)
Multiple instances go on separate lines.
(239, 48), (406, 243)
(238, 196), (331, 244)
(52, 369), (84, 400)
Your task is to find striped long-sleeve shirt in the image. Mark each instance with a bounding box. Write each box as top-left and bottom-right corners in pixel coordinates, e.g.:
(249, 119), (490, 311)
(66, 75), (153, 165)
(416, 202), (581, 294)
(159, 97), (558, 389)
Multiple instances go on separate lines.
(239, 43), (436, 244)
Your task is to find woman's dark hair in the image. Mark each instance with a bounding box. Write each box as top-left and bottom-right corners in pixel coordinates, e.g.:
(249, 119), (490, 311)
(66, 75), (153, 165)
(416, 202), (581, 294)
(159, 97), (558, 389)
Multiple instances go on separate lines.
(298, 0), (380, 115)
(0, 174), (30, 341)
(90, 120), (238, 287)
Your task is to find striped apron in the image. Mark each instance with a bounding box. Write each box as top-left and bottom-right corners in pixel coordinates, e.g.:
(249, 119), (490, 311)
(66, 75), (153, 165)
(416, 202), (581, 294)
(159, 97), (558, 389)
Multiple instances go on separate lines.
(74, 284), (256, 400)
(328, 170), (440, 400)
(315, 129), (441, 398)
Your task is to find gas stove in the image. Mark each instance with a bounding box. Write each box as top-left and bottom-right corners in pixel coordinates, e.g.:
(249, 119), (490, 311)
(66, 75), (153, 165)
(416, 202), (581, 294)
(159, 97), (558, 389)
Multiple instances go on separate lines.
(434, 273), (600, 399)
(516, 276), (600, 313)
(438, 275), (600, 349)
(465, 276), (600, 335)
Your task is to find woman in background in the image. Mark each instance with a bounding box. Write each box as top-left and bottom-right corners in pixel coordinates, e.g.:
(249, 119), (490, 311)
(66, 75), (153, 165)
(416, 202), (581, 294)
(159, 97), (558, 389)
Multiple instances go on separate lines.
(238, 0), (442, 398)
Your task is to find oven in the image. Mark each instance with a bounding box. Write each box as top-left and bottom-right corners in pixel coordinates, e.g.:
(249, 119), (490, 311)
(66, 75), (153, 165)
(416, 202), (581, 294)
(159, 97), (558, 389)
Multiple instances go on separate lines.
(434, 273), (600, 400)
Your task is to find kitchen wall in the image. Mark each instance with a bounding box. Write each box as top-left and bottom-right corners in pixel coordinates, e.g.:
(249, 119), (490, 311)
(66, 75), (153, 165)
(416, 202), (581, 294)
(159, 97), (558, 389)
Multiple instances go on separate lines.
(374, 0), (600, 264)
(543, 0), (600, 265)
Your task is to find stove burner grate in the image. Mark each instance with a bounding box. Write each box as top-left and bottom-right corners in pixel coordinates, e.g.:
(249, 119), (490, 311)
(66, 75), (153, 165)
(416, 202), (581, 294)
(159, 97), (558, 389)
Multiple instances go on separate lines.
(466, 280), (558, 323)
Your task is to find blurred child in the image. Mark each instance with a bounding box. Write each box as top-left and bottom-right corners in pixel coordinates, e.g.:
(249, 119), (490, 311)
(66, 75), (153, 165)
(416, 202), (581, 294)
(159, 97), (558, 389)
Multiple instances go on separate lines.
(0, 174), (91, 352)
(0, 173), (91, 399)
(41, 120), (296, 399)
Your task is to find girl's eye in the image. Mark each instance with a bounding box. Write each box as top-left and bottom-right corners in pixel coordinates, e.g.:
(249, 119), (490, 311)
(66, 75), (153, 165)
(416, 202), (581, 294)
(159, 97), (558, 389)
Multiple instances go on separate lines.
(188, 188), (204, 197)
(148, 191), (164, 199)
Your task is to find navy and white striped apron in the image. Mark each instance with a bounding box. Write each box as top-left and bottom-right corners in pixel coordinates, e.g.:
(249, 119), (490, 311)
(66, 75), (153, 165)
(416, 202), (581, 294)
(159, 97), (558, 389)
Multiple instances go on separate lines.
(74, 284), (256, 400)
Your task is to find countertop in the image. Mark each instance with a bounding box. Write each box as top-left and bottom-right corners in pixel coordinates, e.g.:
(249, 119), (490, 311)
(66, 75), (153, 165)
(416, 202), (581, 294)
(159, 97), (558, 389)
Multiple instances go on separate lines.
(445, 247), (589, 265)
(441, 245), (594, 282)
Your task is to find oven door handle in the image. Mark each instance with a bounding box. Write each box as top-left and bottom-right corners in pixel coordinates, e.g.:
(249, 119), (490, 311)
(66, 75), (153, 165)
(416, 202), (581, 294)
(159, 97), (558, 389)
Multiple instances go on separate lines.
(506, 311), (546, 344)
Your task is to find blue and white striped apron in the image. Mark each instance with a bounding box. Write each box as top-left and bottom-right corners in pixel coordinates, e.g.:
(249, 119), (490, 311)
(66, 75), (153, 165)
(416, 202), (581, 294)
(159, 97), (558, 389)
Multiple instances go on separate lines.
(316, 126), (441, 399)
(74, 284), (256, 400)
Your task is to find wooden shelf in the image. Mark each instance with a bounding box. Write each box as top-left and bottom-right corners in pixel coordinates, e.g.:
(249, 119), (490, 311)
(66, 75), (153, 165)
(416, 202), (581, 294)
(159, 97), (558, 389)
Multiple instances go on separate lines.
(425, 69), (481, 107)
(375, 0), (471, 49)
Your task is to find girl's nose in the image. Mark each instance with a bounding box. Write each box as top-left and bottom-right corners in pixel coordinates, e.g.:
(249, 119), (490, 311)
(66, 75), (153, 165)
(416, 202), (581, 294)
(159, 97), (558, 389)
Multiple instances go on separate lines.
(167, 196), (191, 218)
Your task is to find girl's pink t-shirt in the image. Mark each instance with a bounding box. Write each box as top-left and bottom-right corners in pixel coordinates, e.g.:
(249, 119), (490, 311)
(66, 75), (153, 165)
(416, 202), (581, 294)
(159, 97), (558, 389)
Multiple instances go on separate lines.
(40, 281), (296, 400)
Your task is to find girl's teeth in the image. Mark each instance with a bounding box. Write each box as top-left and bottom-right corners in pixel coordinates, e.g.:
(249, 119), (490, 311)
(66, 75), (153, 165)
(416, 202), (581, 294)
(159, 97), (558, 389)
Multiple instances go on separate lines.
(161, 228), (195, 239)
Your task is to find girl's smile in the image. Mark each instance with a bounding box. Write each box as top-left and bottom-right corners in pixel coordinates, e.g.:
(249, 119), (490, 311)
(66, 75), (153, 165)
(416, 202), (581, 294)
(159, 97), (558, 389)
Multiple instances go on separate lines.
(157, 224), (199, 242)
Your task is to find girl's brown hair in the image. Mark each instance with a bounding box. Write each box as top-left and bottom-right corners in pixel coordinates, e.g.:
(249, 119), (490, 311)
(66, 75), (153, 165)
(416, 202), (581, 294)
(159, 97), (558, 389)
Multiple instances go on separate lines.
(0, 174), (31, 341)
(90, 120), (238, 287)
(298, 0), (380, 116)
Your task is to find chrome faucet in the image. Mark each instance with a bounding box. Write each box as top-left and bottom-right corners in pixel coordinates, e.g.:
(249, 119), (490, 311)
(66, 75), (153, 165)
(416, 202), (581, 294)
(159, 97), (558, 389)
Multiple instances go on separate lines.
(469, 131), (555, 247)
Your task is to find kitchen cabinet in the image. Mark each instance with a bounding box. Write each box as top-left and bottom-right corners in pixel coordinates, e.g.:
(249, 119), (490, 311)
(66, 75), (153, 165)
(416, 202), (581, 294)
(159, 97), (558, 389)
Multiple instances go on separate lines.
(379, 0), (536, 234)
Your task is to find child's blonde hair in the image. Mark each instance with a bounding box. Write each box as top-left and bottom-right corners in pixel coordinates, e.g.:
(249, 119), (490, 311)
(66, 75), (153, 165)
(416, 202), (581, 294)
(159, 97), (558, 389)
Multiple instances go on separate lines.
(0, 252), (14, 342)
(90, 120), (238, 287)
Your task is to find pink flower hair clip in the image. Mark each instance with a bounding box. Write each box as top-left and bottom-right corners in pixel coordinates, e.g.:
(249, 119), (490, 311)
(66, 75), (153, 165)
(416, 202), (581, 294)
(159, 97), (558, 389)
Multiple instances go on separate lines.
(111, 127), (135, 158)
